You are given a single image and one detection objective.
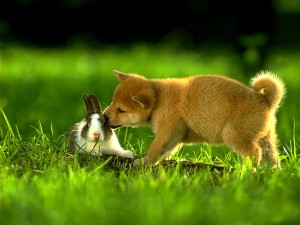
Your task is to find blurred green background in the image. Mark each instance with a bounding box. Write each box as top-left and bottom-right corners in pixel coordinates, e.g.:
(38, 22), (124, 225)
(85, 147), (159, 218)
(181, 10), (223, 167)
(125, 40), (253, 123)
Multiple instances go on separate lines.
(1, 0), (300, 149)
(1, 3), (300, 225)
(1, 44), (299, 148)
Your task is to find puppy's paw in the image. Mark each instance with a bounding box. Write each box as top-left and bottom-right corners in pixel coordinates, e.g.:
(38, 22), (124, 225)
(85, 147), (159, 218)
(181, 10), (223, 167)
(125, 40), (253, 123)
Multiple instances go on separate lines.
(133, 158), (145, 167)
(133, 157), (159, 167)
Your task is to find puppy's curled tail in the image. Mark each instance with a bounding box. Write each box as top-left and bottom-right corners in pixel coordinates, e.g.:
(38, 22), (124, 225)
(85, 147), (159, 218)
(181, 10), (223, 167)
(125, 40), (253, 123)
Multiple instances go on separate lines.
(251, 71), (286, 110)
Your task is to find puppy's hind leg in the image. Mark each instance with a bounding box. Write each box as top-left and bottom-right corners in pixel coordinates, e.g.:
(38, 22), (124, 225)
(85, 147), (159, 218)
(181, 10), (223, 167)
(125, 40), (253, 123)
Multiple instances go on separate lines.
(259, 129), (281, 168)
(222, 123), (263, 169)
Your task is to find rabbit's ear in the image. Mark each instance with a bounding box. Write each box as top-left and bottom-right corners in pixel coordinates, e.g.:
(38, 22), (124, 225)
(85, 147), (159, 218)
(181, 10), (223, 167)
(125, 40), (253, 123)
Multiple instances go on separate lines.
(83, 94), (94, 115)
(89, 95), (102, 113)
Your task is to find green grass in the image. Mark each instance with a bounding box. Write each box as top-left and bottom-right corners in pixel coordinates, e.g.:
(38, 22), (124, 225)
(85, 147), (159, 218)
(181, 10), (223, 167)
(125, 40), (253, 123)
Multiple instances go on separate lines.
(1, 116), (300, 225)
(1, 43), (300, 225)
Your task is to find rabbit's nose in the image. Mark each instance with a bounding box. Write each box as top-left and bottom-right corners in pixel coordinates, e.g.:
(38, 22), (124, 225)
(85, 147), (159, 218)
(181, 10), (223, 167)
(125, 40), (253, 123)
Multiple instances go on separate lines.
(93, 132), (100, 138)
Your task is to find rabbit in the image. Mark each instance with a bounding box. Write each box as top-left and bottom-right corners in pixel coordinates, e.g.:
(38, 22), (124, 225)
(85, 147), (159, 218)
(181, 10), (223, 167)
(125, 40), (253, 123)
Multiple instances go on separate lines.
(67, 94), (134, 158)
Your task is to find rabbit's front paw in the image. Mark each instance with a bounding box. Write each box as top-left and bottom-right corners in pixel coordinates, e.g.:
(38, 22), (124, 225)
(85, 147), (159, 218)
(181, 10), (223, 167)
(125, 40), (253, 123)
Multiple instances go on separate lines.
(123, 150), (134, 159)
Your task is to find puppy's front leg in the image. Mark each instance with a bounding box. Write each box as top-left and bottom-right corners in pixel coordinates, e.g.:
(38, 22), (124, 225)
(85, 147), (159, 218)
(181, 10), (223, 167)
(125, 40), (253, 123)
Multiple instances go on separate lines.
(134, 128), (183, 167)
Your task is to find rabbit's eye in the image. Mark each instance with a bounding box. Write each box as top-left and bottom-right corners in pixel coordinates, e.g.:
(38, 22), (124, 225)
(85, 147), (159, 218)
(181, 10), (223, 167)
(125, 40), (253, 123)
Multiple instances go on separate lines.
(118, 108), (125, 113)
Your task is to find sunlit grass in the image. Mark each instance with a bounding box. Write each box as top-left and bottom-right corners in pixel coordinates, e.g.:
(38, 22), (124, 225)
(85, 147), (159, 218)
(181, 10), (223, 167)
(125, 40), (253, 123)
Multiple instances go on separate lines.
(1, 44), (300, 225)
(1, 86), (300, 225)
(1, 116), (300, 225)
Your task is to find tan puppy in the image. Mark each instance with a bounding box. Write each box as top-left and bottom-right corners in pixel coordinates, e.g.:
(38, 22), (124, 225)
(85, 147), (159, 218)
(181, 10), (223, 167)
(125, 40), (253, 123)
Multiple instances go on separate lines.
(103, 70), (285, 168)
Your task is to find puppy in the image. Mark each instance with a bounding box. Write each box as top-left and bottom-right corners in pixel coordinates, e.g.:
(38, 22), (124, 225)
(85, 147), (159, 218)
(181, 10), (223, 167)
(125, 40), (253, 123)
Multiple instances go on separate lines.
(103, 70), (285, 168)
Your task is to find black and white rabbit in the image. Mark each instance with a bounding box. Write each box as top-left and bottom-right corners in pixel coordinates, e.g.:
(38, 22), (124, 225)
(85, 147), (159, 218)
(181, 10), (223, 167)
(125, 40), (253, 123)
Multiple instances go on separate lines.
(67, 94), (134, 158)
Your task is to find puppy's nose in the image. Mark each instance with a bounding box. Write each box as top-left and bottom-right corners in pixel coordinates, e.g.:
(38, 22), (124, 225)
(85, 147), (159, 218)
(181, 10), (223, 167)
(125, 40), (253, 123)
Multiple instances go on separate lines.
(103, 114), (109, 122)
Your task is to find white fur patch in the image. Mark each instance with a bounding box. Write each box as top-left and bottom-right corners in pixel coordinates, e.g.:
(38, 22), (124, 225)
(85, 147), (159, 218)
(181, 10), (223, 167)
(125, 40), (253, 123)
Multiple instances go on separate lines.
(74, 115), (104, 155)
(88, 114), (105, 141)
(73, 115), (134, 158)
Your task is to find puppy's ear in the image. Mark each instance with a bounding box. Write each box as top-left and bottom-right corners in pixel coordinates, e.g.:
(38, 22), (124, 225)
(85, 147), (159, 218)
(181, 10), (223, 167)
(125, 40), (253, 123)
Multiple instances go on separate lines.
(113, 70), (129, 82)
(132, 94), (152, 109)
(132, 95), (146, 109)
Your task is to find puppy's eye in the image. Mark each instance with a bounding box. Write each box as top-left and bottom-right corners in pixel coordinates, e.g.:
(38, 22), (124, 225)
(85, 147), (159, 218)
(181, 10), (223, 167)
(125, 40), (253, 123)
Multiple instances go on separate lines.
(118, 108), (125, 113)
